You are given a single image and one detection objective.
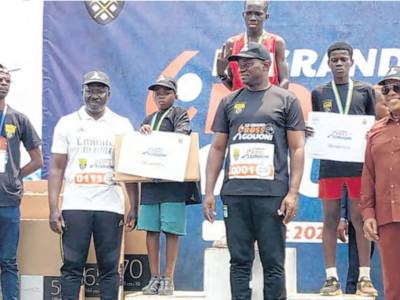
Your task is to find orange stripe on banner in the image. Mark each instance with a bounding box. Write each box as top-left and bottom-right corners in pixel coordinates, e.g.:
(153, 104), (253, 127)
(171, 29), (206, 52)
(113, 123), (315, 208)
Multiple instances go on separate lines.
(288, 83), (311, 121)
(205, 83), (231, 133)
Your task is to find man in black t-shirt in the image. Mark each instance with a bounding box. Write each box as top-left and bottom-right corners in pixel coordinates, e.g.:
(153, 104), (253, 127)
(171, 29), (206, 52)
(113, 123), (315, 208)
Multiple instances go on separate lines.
(204, 43), (305, 300)
(311, 42), (377, 297)
(0, 64), (43, 300)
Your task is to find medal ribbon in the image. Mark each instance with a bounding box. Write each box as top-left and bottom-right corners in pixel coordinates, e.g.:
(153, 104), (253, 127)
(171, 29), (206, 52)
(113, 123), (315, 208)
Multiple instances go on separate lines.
(331, 79), (353, 115)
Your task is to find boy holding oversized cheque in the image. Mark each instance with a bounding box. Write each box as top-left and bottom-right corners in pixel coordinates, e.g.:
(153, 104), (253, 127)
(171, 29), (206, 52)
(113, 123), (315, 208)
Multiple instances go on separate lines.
(137, 77), (200, 295)
(308, 41), (377, 297)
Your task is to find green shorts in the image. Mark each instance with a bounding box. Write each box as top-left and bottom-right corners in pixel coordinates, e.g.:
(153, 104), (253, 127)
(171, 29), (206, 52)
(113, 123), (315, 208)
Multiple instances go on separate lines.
(137, 202), (186, 236)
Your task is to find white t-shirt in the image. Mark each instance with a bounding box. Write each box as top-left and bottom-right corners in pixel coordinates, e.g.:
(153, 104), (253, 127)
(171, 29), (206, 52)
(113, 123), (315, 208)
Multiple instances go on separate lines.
(51, 106), (134, 214)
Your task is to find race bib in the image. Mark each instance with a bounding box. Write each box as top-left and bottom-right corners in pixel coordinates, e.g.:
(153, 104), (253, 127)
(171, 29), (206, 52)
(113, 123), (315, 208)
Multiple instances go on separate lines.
(73, 172), (114, 185)
(0, 137), (8, 173)
(228, 143), (274, 180)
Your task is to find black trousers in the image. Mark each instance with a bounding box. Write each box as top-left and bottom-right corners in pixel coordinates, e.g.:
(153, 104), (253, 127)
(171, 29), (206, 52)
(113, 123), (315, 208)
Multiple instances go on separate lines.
(222, 195), (286, 300)
(61, 210), (124, 300)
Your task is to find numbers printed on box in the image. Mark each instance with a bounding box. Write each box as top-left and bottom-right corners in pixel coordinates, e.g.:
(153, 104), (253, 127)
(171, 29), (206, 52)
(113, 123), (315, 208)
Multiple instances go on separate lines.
(43, 276), (62, 300)
(124, 258), (143, 279)
(124, 254), (151, 291)
(83, 264), (100, 297)
(83, 266), (99, 286)
(50, 279), (61, 297)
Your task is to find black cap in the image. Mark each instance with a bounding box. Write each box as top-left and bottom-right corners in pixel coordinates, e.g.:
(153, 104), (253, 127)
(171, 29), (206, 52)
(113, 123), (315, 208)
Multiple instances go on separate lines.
(228, 42), (271, 62)
(83, 70), (110, 87)
(378, 66), (400, 85)
(148, 76), (177, 93)
(0, 64), (9, 75)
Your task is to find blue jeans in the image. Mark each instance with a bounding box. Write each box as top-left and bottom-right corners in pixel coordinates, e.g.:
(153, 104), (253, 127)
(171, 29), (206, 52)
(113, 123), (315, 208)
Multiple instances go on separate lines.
(0, 206), (20, 300)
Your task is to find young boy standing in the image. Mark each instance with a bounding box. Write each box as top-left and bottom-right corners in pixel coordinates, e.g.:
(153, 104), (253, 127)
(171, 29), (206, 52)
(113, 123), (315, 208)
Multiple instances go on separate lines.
(137, 77), (194, 295)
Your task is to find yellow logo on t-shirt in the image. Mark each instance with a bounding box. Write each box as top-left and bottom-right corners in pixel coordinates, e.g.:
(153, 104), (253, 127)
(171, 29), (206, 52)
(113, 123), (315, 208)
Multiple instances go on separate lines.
(5, 124), (16, 138)
(322, 99), (333, 112)
(78, 158), (87, 170)
(232, 147), (241, 161)
(234, 102), (246, 114)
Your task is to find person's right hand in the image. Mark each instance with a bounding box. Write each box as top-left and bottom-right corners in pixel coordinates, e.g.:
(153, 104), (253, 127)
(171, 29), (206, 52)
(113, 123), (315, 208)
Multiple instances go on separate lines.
(216, 44), (230, 78)
(336, 219), (348, 242)
(363, 218), (379, 242)
(305, 122), (315, 138)
(140, 124), (152, 135)
(203, 194), (216, 223)
(49, 209), (64, 234)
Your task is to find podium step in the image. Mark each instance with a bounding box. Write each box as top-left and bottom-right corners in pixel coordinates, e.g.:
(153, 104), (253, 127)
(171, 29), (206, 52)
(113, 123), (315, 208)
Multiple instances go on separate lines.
(289, 294), (375, 300)
(125, 291), (205, 299)
(204, 246), (297, 299)
(124, 292), (374, 300)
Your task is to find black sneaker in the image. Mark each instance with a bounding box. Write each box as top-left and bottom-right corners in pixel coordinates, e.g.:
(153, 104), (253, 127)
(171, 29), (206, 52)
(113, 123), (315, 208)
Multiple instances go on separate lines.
(142, 276), (160, 295)
(320, 277), (342, 296)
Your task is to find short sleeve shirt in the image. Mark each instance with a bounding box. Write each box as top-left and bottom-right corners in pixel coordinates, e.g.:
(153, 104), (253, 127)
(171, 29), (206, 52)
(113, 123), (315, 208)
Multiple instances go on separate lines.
(140, 106), (197, 205)
(0, 106), (41, 206)
(51, 106), (134, 214)
(311, 80), (375, 178)
(212, 86), (305, 196)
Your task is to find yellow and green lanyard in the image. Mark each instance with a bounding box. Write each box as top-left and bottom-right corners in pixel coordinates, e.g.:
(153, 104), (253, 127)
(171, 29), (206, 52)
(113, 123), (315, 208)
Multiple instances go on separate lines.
(331, 79), (353, 115)
(244, 30), (267, 48)
(150, 107), (172, 131)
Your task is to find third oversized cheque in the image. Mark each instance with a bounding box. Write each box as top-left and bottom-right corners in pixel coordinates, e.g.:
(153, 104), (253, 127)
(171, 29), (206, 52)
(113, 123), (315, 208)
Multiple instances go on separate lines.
(116, 131), (191, 182)
(307, 112), (375, 163)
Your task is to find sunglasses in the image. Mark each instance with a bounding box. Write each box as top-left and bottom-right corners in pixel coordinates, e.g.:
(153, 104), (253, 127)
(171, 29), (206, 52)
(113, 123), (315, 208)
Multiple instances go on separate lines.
(381, 84), (400, 95)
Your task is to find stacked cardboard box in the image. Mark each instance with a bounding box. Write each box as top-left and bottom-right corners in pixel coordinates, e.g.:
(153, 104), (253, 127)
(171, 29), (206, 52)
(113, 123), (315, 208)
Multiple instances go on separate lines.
(13, 180), (149, 300)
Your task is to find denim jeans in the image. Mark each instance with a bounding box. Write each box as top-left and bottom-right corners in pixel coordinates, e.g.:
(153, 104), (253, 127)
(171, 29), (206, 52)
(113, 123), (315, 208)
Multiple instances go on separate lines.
(0, 206), (20, 300)
(61, 210), (124, 300)
(222, 195), (287, 300)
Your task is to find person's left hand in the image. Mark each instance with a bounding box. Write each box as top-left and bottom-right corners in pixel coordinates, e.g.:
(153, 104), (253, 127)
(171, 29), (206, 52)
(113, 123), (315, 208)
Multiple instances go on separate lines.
(140, 124), (152, 135)
(363, 218), (379, 242)
(279, 192), (298, 224)
(337, 219), (348, 242)
(125, 209), (137, 232)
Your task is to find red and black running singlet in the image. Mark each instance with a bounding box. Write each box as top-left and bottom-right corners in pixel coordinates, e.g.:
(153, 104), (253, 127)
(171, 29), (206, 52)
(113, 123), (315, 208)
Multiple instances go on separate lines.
(229, 32), (279, 90)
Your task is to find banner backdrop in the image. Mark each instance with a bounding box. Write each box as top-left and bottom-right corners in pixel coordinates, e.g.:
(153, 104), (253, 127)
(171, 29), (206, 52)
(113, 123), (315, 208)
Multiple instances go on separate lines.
(43, 2), (400, 297)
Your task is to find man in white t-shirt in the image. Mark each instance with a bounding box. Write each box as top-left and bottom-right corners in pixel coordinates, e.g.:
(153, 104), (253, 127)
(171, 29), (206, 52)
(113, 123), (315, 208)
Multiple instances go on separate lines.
(48, 70), (138, 300)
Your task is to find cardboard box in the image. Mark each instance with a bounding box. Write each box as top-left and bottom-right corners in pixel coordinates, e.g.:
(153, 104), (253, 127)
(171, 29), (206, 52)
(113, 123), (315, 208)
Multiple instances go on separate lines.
(20, 180), (50, 220)
(114, 132), (200, 182)
(17, 219), (63, 276)
(18, 221), (147, 272)
(17, 181), (149, 299)
(17, 219), (149, 298)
